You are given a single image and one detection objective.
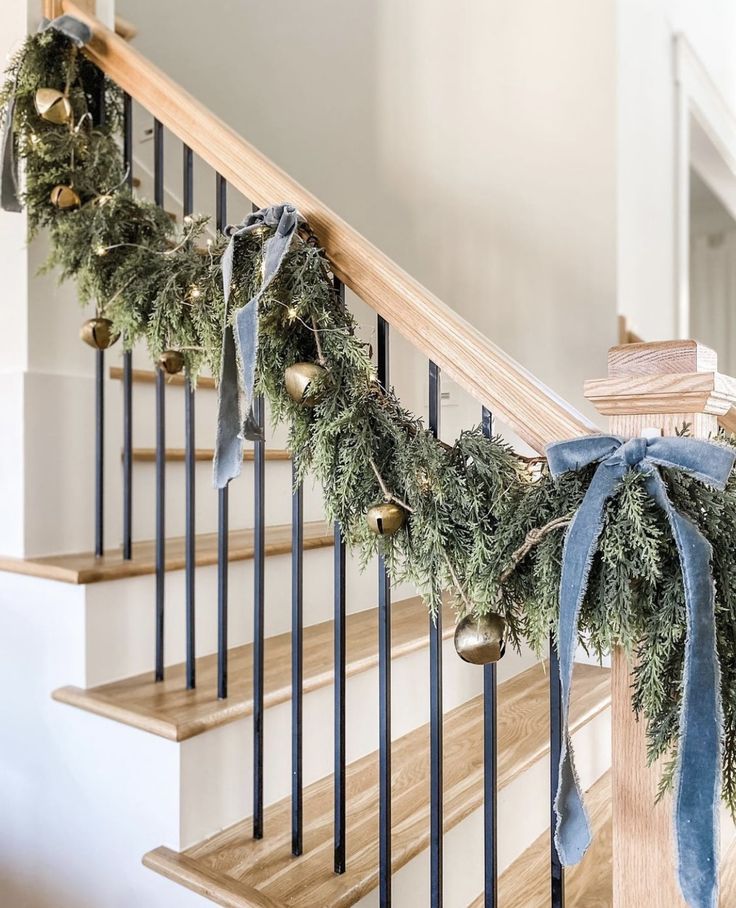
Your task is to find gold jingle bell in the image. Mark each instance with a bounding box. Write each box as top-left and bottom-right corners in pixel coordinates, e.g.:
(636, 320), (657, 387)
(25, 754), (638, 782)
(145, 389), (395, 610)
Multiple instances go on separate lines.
(80, 317), (119, 350)
(284, 362), (327, 406)
(158, 350), (185, 375)
(366, 502), (406, 537)
(454, 612), (506, 665)
(50, 184), (81, 209)
(34, 88), (72, 125)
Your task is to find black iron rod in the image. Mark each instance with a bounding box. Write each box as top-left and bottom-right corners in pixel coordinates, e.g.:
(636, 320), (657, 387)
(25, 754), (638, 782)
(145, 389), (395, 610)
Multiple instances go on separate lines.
(550, 638), (566, 907)
(253, 393), (266, 839)
(121, 93), (133, 561)
(184, 375), (196, 689)
(334, 275), (347, 875)
(377, 314), (392, 906)
(428, 360), (443, 908)
(216, 172), (229, 700)
(182, 144), (196, 689)
(155, 366), (165, 681)
(94, 349), (104, 558)
(481, 406), (499, 907)
(291, 461), (304, 856)
(153, 117), (165, 682)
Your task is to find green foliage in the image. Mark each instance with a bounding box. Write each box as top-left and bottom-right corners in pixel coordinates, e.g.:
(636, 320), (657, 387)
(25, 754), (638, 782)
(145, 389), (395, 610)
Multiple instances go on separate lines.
(8, 26), (736, 818)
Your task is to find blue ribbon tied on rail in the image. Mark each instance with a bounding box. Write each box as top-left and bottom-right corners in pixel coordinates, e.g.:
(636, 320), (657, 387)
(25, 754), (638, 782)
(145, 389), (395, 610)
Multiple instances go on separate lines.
(546, 433), (735, 908)
(1, 15), (92, 212)
(213, 204), (301, 489)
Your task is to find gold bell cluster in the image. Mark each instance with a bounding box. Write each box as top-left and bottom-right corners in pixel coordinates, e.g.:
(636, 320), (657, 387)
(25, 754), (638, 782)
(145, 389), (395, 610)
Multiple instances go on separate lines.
(454, 612), (506, 664)
(80, 317), (119, 350)
(284, 362), (327, 406)
(366, 502), (406, 536)
(34, 87), (72, 125)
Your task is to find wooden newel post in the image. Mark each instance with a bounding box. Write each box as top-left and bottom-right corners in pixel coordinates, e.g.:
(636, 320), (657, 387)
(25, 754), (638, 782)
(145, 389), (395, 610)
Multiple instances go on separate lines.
(584, 339), (736, 906)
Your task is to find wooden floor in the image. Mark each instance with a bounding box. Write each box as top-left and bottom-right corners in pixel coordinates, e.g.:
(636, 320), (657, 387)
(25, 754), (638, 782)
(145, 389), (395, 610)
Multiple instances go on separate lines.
(131, 448), (291, 463)
(143, 662), (611, 908)
(472, 772), (736, 908)
(53, 596), (454, 741)
(0, 521), (332, 584)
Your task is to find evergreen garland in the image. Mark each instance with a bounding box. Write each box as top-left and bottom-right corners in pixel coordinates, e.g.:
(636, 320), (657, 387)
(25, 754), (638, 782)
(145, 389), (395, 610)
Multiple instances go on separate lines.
(6, 26), (736, 816)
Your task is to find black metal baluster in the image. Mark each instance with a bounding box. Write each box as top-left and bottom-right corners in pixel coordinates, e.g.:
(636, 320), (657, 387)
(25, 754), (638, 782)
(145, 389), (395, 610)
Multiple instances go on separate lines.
(377, 314), (392, 906)
(292, 461), (304, 856)
(183, 145), (196, 689)
(122, 92), (133, 561)
(153, 119), (165, 681)
(216, 173), (229, 700)
(253, 391), (266, 838)
(428, 361), (443, 908)
(550, 638), (565, 906)
(334, 276), (347, 874)
(481, 406), (498, 908)
(95, 349), (104, 557)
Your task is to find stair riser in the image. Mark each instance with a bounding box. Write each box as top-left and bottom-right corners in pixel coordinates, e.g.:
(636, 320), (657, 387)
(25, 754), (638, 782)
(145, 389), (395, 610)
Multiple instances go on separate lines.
(84, 553), (417, 686)
(178, 641), (540, 847)
(354, 707), (612, 908)
(127, 463), (324, 538)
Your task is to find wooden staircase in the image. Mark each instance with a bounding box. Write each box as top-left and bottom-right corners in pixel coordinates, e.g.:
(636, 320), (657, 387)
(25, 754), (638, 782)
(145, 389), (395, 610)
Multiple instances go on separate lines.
(142, 663), (610, 907)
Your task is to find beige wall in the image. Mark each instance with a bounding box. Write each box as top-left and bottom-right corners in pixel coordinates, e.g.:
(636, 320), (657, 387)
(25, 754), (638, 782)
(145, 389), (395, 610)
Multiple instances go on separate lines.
(119, 0), (618, 424)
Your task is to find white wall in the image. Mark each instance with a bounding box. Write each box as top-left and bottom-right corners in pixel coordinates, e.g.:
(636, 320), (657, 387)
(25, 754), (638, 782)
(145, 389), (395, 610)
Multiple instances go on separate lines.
(617, 0), (736, 342)
(119, 0), (618, 424)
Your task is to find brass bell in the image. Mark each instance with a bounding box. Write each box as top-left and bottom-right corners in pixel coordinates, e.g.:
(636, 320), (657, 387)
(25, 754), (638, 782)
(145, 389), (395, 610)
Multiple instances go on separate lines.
(80, 317), (119, 350)
(158, 350), (185, 375)
(34, 88), (72, 125)
(284, 362), (327, 406)
(50, 184), (80, 209)
(366, 502), (406, 536)
(454, 612), (506, 664)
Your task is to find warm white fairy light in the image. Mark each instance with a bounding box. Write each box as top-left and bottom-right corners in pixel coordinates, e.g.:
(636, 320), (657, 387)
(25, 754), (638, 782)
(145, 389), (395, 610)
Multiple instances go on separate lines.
(95, 244), (108, 257)
(183, 215), (193, 225)
(190, 285), (202, 299)
(287, 305), (298, 322)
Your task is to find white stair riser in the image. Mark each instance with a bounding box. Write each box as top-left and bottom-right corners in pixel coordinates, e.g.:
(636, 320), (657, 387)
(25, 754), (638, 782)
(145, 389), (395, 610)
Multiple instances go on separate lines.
(354, 708), (612, 908)
(128, 463), (325, 537)
(84, 553), (417, 686)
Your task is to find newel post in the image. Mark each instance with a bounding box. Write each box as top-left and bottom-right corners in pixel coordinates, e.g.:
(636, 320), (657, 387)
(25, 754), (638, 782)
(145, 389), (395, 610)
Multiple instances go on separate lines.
(584, 339), (736, 906)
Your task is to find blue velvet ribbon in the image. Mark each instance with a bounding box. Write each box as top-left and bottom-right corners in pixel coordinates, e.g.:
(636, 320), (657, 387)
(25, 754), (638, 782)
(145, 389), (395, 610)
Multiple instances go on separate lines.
(546, 433), (735, 908)
(213, 204), (301, 488)
(1, 15), (92, 212)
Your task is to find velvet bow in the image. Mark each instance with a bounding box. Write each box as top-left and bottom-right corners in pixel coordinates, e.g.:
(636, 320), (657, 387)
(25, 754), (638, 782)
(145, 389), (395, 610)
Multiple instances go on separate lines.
(546, 433), (735, 908)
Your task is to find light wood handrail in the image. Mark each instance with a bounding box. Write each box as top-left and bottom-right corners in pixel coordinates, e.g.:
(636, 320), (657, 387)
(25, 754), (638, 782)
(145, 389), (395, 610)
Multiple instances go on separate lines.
(59, 0), (598, 451)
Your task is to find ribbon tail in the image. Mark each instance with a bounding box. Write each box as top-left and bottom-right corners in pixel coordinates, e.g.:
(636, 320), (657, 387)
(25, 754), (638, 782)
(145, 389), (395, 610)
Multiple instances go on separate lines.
(554, 460), (626, 866)
(213, 324), (243, 489)
(1, 98), (20, 213)
(233, 298), (263, 442)
(648, 474), (721, 908)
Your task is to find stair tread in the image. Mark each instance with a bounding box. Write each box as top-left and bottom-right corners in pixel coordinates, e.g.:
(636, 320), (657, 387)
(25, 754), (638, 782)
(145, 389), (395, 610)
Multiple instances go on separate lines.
(53, 596), (454, 741)
(475, 771), (736, 907)
(0, 521), (332, 584)
(110, 365), (216, 388)
(131, 448), (291, 463)
(143, 662), (611, 908)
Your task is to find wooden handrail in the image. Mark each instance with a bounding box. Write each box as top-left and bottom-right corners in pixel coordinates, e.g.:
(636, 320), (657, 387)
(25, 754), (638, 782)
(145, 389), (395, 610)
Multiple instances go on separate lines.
(60, 0), (598, 451)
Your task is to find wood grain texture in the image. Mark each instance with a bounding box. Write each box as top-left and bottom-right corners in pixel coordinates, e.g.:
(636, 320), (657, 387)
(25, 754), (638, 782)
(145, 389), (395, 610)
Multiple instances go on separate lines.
(61, 1), (597, 454)
(584, 371), (736, 419)
(0, 521), (332, 584)
(53, 597), (454, 741)
(130, 448), (290, 463)
(607, 340), (717, 378)
(109, 366), (216, 388)
(143, 663), (610, 907)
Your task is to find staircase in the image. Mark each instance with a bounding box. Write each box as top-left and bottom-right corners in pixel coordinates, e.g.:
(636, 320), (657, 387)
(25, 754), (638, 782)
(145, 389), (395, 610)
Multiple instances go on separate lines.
(3, 2), (736, 907)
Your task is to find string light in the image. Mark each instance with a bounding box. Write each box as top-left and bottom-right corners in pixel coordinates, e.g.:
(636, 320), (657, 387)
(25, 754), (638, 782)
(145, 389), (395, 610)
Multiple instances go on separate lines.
(183, 215), (193, 226)
(95, 244), (108, 257)
(287, 305), (298, 322)
(189, 285), (202, 299)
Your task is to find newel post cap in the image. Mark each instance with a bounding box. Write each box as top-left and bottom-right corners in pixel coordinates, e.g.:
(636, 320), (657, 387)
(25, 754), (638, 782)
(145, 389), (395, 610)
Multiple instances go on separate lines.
(584, 340), (736, 425)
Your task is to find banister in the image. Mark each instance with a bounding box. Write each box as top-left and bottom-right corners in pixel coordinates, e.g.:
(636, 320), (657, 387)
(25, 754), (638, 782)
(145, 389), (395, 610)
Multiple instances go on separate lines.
(59, 0), (598, 452)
